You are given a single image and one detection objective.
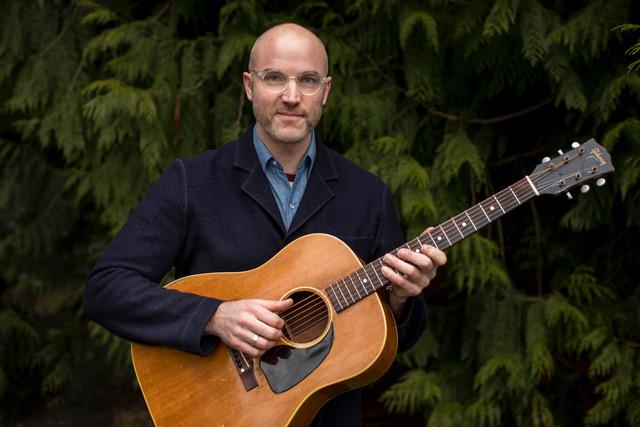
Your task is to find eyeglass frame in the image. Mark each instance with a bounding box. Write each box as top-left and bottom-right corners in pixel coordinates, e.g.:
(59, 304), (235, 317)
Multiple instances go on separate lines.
(248, 68), (329, 96)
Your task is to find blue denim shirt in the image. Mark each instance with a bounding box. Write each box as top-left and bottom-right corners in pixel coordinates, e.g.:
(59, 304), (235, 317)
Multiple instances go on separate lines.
(252, 125), (316, 230)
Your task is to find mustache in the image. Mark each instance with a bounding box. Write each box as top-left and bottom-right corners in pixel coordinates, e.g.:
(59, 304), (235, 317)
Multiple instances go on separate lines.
(275, 106), (305, 115)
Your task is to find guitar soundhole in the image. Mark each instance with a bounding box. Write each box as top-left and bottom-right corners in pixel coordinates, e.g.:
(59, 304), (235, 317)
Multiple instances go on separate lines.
(281, 290), (329, 345)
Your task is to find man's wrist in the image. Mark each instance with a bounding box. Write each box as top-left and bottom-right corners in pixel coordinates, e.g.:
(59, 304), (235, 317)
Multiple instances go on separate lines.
(203, 304), (222, 336)
(389, 293), (408, 316)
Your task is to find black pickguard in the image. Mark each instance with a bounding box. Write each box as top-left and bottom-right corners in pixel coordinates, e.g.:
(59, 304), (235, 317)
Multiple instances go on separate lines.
(259, 324), (334, 394)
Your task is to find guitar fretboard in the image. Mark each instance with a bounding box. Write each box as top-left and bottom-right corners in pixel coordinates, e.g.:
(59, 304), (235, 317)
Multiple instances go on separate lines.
(325, 176), (537, 312)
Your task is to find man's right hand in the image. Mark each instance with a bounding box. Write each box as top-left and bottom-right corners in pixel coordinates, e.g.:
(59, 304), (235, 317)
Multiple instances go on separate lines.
(204, 298), (294, 358)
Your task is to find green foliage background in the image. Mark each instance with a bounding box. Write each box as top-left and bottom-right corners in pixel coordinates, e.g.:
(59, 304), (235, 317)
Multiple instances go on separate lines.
(1, 0), (639, 425)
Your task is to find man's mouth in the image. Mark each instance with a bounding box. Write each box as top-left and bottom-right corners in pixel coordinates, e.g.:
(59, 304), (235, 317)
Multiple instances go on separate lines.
(277, 111), (303, 118)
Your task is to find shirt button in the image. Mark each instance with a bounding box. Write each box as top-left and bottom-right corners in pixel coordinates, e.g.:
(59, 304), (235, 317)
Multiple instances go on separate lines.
(289, 204), (295, 209)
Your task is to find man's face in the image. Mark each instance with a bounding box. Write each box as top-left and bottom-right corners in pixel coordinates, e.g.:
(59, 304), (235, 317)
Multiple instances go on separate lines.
(243, 31), (332, 147)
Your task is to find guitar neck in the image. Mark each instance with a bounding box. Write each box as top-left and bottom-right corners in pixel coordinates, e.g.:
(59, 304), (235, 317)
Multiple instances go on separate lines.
(325, 176), (538, 312)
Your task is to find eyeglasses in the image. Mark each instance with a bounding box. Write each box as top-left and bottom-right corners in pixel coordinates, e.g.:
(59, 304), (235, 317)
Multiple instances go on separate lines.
(249, 69), (328, 96)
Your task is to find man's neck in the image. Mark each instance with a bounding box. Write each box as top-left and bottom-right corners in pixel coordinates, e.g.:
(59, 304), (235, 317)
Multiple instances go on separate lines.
(256, 128), (312, 174)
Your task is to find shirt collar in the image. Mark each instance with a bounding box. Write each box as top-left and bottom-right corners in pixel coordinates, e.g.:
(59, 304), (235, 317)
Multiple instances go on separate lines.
(252, 125), (316, 172)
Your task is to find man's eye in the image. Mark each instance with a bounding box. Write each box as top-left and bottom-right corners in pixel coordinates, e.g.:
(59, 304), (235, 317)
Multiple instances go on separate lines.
(299, 75), (320, 86)
(264, 72), (286, 83)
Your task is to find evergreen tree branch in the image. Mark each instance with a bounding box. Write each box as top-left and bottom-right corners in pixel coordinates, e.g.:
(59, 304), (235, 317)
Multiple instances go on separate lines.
(39, 4), (78, 57)
(429, 98), (553, 124)
(487, 146), (547, 167)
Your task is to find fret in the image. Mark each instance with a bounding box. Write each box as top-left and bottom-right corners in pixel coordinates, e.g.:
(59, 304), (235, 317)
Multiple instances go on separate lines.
(429, 230), (445, 249)
(508, 185), (521, 205)
(355, 269), (371, 294)
(425, 232), (440, 250)
(453, 212), (473, 238)
(345, 273), (360, 300)
(504, 188), (521, 211)
(337, 280), (349, 307)
(402, 242), (414, 256)
(350, 269), (367, 296)
(517, 178), (537, 200)
(480, 199), (502, 222)
(439, 224), (452, 247)
(327, 285), (343, 311)
(467, 205), (489, 230)
(364, 261), (379, 293)
(444, 219), (466, 246)
(495, 189), (514, 212)
(363, 267), (376, 293)
(352, 276), (363, 299)
(343, 278), (356, 303)
(405, 238), (418, 253)
(373, 259), (385, 286)
(465, 211), (478, 231)
(452, 216), (464, 238)
(493, 195), (505, 214)
(478, 203), (492, 223)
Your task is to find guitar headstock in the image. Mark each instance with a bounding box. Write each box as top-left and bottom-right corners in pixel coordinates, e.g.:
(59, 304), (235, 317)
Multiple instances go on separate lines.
(530, 139), (614, 197)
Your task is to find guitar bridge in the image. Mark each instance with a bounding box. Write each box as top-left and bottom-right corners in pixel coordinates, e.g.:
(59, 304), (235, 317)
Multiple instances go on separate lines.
(227, 347), (258, 391)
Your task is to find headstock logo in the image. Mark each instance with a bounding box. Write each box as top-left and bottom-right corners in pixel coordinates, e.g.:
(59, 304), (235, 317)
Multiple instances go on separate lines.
(591, 148), (607, 166)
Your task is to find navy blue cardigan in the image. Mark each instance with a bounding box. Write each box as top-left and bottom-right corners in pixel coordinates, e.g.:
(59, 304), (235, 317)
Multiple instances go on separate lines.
(84, 127), (427, 425)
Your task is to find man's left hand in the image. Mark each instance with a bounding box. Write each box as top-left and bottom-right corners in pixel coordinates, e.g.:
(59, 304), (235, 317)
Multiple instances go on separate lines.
(380, 229), (447, 315)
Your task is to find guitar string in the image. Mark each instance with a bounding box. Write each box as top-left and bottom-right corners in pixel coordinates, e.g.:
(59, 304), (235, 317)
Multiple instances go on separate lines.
(288, 160), (590, 333)
(283, 302), (328, 337)
(279, 292), (322, 318)
(327, 165), (558, 309)
(286, 169), (574, 332)
(411, 159), (584, 262)
(285, 312), (329, 337)
(281, 295), (325, 323)
(401, 177), (535, 255)
(329, 178), (536, 307)
(282, 155), (585, 326)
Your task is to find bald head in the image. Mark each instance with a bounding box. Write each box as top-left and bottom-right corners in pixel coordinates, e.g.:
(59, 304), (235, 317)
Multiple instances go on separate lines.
(249, 23), (329, 75)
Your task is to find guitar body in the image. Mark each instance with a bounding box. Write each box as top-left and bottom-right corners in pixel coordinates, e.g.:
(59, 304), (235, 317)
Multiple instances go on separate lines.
(131, 233), (398, 426)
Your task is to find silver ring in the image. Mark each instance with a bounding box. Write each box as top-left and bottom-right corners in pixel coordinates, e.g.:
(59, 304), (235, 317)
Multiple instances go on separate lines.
(251, 334), (259, 345)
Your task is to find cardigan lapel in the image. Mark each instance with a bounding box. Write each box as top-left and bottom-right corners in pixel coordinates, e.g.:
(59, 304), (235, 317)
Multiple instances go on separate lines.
(234, 128), (286, 233)
(286, 137), (337, 238)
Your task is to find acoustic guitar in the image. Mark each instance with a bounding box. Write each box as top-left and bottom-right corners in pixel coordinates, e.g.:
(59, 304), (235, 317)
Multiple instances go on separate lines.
(131, 139), (613, 426)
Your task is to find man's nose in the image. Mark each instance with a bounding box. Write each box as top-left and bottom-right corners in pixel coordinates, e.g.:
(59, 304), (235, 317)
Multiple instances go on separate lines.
(281, 77), (301, 104)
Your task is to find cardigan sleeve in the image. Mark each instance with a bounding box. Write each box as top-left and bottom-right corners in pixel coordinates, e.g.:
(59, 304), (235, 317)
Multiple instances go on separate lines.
(372, 186), (428, 353)
(84, 160), (221, 355)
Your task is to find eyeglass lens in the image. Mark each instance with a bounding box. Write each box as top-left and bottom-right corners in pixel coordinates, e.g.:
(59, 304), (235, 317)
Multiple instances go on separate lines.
(260, 71), (323, 95)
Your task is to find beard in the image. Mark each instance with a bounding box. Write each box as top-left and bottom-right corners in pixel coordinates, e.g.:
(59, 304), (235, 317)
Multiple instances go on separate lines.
(252, 101), (323, 145)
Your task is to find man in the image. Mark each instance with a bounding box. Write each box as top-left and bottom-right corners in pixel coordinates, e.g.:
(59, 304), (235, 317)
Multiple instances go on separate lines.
(84, 23), (446, 425)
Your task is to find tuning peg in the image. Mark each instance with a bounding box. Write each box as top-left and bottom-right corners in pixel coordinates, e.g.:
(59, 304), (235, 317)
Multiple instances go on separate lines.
(542, 156), (551, 163)
(558, 149), (564, 155)
(581, 184), (590, 193)
(566, 192), (573, 200)
(571, 142), (580, 148)
(596, 178), (606, 187)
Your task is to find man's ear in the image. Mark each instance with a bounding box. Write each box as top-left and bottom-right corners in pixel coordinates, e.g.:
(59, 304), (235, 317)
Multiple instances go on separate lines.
(322, 76), (332, 106)
(242, 72), (253, 101)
